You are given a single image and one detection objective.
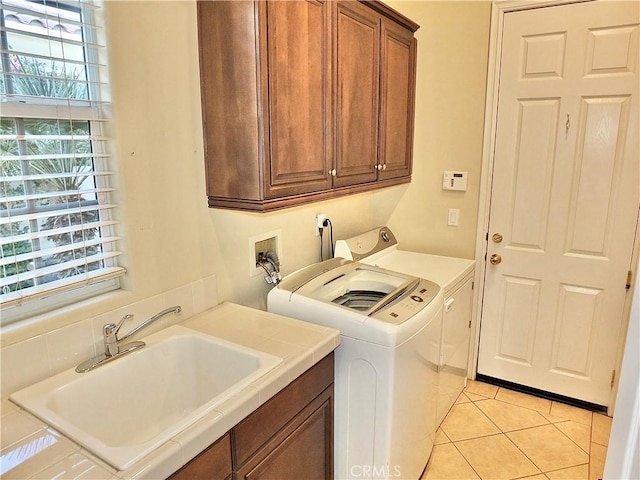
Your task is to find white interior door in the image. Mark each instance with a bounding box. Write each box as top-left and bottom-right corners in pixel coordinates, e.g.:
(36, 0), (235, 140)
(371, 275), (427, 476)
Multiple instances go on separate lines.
(478, 1), (639, 407)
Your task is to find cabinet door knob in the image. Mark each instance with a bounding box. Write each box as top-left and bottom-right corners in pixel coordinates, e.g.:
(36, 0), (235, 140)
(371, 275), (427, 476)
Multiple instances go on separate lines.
(376, 164), (383, 171)
(328, 169), (336, 177)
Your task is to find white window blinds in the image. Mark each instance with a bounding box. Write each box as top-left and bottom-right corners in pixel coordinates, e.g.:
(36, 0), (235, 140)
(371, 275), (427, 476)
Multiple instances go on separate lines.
(0, 0), (124, 314)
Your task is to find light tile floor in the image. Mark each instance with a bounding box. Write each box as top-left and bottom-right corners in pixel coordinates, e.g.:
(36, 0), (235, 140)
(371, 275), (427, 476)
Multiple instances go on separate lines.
(422, 380), (612, 480)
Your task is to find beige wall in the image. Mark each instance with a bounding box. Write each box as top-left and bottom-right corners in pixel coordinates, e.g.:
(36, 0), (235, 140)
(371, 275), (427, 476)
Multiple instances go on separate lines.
(380, 1), (491, 259)
(2, 1), (491, 344)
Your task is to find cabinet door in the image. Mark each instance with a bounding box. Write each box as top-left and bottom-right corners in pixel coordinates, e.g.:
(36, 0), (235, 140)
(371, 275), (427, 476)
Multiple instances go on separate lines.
(197, 1), (262, 202)
(378, 18), (416, 180)
(169, 433), (232, 480)
(235, 388), (333, 480)
(261, 0), (333, 199)
(438, 277), (474, 425)
(334, 1), (380, 188)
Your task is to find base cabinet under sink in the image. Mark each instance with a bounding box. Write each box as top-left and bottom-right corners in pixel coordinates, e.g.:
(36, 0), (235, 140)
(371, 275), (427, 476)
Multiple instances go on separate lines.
(235, 389), (332, 480)
(169, 353), (334, 480)
(169, 434), (233, 480)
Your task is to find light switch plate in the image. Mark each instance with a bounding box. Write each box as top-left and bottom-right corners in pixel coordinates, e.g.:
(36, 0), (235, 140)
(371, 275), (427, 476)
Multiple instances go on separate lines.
(448, 208), (460, 226)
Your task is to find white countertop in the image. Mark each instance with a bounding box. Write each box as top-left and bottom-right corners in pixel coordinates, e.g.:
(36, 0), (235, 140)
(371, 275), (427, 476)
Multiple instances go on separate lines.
(0, 302), (341, 480)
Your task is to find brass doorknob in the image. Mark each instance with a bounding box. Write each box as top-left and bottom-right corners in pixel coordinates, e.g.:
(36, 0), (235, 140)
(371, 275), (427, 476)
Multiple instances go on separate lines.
(492, 233), (503, 243)
(489, 254), (502, 265)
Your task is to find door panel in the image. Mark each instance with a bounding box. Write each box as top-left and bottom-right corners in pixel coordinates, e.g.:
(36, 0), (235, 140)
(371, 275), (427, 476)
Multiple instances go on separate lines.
(568, 96), (630, 257)
(550, 284), (601, 377)
(378, 18), (415, 180)
(263, 0), (332, 198)
(478, 1), (639, 406)
(496, 275), (540, 365)
(510, 99), (559, 250)
(585, 25), (638, 76)
(334, 1), (379, 187)
(521, 32), (566, 79)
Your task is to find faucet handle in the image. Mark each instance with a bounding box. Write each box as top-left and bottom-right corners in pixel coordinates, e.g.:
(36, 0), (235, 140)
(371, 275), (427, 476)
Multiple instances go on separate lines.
(104, 313), (133, 339)
(103, 313), (133, 357)
(114, 313), (133, 335)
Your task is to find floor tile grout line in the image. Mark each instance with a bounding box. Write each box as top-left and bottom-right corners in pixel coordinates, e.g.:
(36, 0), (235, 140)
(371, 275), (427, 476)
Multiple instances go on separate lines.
(511, 430), (594, 476)
(496, 386), (554, 416)
(463, 390), (549, 475)
(431, 383), (608, 480)
(453, 432), (545, 480)
(544, 462), (590, 478)
(489, 392), (555, 417)
(502, 417), (593, 475)
(501, 428), (547, 476)
(438, 427), (451, 445)
(443, 387), (490, 479)
(449, 433), (487, 480)
(553, 419), (592, 455)
(467, 392), (553, 440)
(549, 420), (593, 458)
(473, 391), (596, 439)
(467, 396), (585, 476)
(473, 399), (554, 434)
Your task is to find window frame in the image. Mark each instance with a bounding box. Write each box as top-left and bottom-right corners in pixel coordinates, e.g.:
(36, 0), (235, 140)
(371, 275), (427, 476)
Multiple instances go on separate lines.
(0, 0), (123, 325)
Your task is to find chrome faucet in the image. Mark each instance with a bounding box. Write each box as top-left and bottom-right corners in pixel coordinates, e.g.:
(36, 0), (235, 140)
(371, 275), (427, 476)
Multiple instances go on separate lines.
(76, 306), (182, 373)
(103, 306), (182, 356)
(103, 313), (133, 357)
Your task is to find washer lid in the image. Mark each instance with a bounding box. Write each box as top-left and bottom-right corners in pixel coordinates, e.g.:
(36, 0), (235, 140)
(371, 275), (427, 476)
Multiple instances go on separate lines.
(277, 258), (353, 293)
(277, 258), (440, 324)
(299, 262), (416, 310)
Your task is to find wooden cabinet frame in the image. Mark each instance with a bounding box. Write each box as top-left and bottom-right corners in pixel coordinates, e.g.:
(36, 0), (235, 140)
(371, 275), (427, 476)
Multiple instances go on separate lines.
(197, 1), (419, 212)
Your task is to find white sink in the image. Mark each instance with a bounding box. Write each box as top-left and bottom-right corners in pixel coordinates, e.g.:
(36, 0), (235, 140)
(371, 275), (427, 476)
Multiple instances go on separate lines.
(10, 325), (282, 470)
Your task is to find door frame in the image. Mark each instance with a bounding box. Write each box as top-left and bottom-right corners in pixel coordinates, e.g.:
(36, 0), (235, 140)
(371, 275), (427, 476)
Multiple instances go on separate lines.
(471, 0), (640, 415)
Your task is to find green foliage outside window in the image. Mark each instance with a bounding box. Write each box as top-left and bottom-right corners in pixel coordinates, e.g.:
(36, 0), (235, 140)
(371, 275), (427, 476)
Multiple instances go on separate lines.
(1, 54), (100, 293)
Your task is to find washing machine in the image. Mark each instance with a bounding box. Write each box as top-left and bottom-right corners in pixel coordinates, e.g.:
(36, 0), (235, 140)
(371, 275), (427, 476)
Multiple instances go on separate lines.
(267, 258), (443, 480)
(335, 227), (475, 425)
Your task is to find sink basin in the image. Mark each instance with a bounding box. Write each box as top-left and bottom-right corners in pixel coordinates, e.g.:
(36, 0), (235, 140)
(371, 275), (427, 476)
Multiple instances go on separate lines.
(10, 325), (282, 470)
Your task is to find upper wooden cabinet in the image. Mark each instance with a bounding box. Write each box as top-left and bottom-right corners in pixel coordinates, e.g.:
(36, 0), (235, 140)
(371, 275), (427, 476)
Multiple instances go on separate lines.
(197, 0), (419, 211)
(334, 1), (379, 188)
(379, 16), (416, 180)
(197, 0), (332, 210)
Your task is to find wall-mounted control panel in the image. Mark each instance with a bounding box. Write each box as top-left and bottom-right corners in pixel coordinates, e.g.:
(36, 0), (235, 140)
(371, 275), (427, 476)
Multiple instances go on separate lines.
(443, 171), (468, 191)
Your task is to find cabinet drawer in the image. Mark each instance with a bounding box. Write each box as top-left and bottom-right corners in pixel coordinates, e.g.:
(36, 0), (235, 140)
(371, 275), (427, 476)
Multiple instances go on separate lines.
(168, 433), (232, 480)
(232, 353), (334, 467)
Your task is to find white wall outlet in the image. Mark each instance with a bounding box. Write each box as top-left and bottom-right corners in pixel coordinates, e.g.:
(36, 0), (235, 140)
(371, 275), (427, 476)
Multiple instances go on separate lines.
(448, 208), (460, 226)
(249, 230), (282, 277)
(316, 214), (327, 236)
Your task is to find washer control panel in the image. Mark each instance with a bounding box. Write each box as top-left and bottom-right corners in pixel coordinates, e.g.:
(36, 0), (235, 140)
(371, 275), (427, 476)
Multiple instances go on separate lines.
(372, 278), (440, 325)
(334, 226), (398, 261)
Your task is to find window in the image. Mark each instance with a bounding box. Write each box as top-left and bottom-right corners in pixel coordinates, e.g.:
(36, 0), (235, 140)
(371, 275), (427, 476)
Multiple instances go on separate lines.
(0, 0), (123, 323)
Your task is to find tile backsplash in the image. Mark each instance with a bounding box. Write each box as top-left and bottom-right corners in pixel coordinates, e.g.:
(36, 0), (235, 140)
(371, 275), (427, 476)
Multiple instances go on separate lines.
(0, 275), (218, 397)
